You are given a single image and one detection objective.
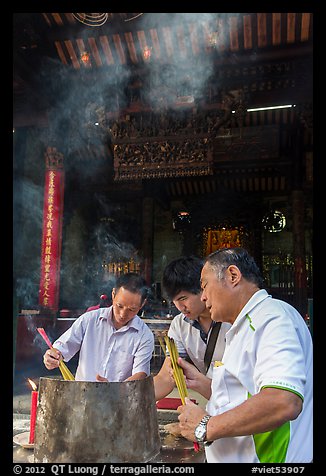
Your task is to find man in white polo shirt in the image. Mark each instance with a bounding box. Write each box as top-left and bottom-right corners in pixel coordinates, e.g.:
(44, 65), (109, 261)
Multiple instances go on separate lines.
(43, 273), (154, 382)
(153, 256), (230, 401)
(177, 247), (313, 463)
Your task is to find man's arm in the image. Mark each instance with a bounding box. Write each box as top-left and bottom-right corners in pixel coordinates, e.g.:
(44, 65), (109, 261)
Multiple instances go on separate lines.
(178, 387), (303, 442)
(130, 327), (155, 378)
(96, 372), (148, 382)
(125, 372), (147, 381)
(153, 357), (175, 401)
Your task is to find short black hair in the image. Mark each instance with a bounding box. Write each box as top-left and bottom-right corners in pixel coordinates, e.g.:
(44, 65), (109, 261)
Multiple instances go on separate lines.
(162, 256), (204, 302)
(115, 272), (149, 303)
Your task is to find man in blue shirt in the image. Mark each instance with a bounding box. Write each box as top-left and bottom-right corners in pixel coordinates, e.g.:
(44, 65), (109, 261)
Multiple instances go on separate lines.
(43, 273), (154, 382)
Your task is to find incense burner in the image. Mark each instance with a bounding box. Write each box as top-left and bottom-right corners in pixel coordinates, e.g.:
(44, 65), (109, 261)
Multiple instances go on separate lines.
(34, 376), (161, 463)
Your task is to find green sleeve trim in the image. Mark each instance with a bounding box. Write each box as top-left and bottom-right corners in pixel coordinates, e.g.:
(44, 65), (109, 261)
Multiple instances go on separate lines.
(247, 391), (290, 463)
(261, 385), (304, 401)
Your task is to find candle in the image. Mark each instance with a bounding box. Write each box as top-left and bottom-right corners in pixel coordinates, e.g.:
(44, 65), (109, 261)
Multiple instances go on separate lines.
(27, 379), (38, 444)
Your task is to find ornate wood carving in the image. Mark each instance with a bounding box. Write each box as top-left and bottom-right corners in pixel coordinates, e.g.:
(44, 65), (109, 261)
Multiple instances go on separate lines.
(113, 137), (213, 180)
(44, 146), (64, 169)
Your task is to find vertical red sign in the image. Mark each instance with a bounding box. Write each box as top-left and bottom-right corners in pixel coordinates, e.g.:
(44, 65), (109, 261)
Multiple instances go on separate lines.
(39, 148), (64, 311)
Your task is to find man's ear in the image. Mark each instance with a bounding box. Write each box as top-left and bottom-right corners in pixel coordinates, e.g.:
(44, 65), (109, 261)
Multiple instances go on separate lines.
(111, 288), (116, 300)
(227, 265), (241, 285)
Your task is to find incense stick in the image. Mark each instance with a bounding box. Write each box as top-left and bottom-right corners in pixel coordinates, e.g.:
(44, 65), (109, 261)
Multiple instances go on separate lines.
(163, 336), (187, 402)
(157, 335), (167, 356)
(59, 360), (75, 380)
(163, 336), (200, 452)
(37, 328), (75, 381)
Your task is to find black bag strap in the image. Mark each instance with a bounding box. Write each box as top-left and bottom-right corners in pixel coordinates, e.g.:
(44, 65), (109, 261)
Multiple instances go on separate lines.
(204, 322), (222, 374)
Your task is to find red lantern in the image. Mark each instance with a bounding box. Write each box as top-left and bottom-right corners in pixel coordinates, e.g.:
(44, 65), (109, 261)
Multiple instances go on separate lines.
(143, 46), (151, 62)
(80, 51), (91, 66)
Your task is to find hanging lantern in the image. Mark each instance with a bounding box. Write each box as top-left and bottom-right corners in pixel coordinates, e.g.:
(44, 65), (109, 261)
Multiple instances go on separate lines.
(262, 210), (286, 233)
(172, 211), (191, 233)
(143, 46), (151, 62)
(80, 51), (91, 67)
(208, 32), (219, 48)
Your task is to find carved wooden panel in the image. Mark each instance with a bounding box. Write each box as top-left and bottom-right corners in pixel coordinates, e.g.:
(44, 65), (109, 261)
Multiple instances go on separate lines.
(113, 137), (213, 180)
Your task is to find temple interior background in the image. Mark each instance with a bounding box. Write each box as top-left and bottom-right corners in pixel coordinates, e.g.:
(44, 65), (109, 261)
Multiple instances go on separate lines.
(13, 13), (313, 367)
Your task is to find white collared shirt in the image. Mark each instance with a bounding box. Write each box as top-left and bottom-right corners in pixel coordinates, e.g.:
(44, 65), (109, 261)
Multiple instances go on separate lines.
(53, 306), (154, 382)
(167, 313), (230, 377)
(205, 289), (313, 463)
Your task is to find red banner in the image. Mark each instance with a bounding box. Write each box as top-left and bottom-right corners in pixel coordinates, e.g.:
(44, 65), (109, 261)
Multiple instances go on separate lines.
(39, 167), (64, 310)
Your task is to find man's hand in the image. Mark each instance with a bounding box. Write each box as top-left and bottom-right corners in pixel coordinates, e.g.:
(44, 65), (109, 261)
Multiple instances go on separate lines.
(43, 348), (62, 370)
(177, 357), (212, 399)
(96, 374), (109, 382)
(177, 397), (207, 442)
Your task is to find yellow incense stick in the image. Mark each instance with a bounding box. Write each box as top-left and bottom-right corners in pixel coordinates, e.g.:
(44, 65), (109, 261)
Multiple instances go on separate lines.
(163, 335), (200, 452)
(164, 336), (188, 404)
(59, 361), (75, 380)
(158, 336), (167, 356)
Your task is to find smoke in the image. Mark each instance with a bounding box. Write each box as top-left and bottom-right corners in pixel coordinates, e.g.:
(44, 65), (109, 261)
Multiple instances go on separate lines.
(36, 55), (132, 158)
(34, 13), (231, 152)
(97, 233), (137, 263)
(92, 193), (140, 256)
(13, 177), (44, 229)
(15, 275), (39, 309)
(21, 314), (56, 351)
(14, 13), (239, 310)
(13, 177), (44, 309)
(136, 13), (224, 109)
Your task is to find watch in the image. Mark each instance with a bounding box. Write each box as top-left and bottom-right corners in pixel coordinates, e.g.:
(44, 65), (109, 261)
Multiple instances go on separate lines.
(194, 414), (211, 442)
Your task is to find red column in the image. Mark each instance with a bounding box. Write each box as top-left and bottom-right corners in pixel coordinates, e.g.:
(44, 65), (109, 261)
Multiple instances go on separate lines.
(38, 147), (65, 312)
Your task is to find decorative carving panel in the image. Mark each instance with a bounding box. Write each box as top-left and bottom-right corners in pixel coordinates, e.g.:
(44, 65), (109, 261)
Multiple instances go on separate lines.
(113, 137), (213, 180)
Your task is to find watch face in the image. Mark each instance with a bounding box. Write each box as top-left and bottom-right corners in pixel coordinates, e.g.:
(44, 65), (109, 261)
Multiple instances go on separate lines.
(195, 424), (206, 441)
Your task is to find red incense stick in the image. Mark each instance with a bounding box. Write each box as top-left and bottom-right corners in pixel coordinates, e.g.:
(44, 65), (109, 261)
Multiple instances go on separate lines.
(193, 441), (200, 452)
(37, 327), (53, 349)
